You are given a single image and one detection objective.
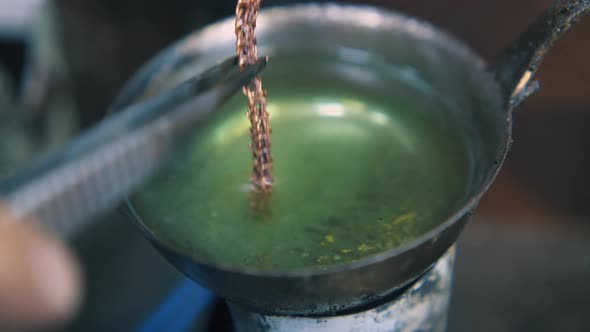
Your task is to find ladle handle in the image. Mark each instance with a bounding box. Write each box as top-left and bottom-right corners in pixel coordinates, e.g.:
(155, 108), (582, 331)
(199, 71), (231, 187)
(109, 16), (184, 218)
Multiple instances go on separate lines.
(492, 0), (590, 108)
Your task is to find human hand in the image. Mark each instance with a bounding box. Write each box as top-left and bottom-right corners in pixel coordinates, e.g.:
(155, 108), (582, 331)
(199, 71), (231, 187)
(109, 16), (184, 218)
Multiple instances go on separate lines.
(0, 210), (81, 330)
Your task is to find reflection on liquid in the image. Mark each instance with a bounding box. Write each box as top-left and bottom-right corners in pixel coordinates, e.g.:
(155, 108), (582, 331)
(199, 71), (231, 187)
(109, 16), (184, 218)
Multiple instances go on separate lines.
(209, 97), (416, 153)
(133, 82), (472, 270)
(317, 102), (346, 117)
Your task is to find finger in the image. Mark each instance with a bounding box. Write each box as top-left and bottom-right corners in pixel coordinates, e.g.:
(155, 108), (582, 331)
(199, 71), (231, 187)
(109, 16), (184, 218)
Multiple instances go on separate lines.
(0, 220), (82, 330)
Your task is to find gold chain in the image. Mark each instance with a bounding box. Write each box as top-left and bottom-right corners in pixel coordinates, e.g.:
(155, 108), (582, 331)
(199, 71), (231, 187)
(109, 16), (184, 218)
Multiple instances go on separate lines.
(235, 0), (273, 193)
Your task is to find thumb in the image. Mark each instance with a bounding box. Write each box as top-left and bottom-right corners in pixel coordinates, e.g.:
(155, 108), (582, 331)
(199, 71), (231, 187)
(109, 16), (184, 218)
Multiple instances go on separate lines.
(0, 217), (81, 330)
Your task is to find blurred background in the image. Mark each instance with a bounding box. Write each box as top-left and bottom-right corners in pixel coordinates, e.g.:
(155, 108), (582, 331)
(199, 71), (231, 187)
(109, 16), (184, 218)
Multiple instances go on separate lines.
(0, 0), (588, 331)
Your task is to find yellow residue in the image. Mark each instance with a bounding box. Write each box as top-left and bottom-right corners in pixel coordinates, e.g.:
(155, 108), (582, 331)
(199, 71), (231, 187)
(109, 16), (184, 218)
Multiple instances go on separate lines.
(392, 212), (416, 225)
(357, 244), (374, 252)
(324, 234), (335, 243)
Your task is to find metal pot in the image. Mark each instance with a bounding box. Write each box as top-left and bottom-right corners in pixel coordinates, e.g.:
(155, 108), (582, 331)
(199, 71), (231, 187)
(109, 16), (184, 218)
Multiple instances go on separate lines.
(114, 1), (589, 316)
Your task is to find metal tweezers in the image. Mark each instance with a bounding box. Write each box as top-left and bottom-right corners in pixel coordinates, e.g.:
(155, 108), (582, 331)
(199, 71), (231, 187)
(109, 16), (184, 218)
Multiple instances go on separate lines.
(0, 56), (267, 237)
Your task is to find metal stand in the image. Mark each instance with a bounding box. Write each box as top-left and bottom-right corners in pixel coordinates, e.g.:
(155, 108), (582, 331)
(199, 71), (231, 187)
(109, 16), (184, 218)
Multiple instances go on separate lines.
(229, 247), (455, 332)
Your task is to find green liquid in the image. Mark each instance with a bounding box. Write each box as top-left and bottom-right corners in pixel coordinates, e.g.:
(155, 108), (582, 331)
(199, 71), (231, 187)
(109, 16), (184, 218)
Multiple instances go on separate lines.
(131, 77), (471, 271)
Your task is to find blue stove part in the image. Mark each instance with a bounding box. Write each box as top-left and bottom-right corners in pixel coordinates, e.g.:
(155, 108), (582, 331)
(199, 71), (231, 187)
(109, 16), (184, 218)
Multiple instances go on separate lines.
(136, 279), (216, 332)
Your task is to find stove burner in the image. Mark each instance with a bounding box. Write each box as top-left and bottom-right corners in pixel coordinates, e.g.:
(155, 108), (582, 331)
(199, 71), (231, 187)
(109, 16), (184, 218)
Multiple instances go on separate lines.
(228, 248), (454, 332)
(135, 248), (454, 332)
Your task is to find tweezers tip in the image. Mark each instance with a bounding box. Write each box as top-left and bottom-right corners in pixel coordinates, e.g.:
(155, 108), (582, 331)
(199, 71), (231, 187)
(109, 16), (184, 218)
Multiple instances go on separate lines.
(255, 56), (269, 71)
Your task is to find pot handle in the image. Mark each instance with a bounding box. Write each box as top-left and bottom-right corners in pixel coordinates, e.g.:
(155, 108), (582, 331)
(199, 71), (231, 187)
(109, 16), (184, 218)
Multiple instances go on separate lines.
(491, 0), (590, 109)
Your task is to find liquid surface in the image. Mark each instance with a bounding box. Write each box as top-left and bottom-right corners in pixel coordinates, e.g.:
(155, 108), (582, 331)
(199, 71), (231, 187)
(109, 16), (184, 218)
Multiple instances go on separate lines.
(131, 80), (471, 270)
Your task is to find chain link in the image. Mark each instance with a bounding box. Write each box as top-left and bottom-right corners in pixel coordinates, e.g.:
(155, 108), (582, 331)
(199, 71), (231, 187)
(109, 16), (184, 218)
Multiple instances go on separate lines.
(235, 0), (274, 193)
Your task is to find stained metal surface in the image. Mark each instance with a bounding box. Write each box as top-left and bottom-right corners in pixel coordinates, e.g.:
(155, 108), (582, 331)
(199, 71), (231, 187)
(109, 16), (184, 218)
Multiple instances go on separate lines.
(228, 248), (455, 332)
